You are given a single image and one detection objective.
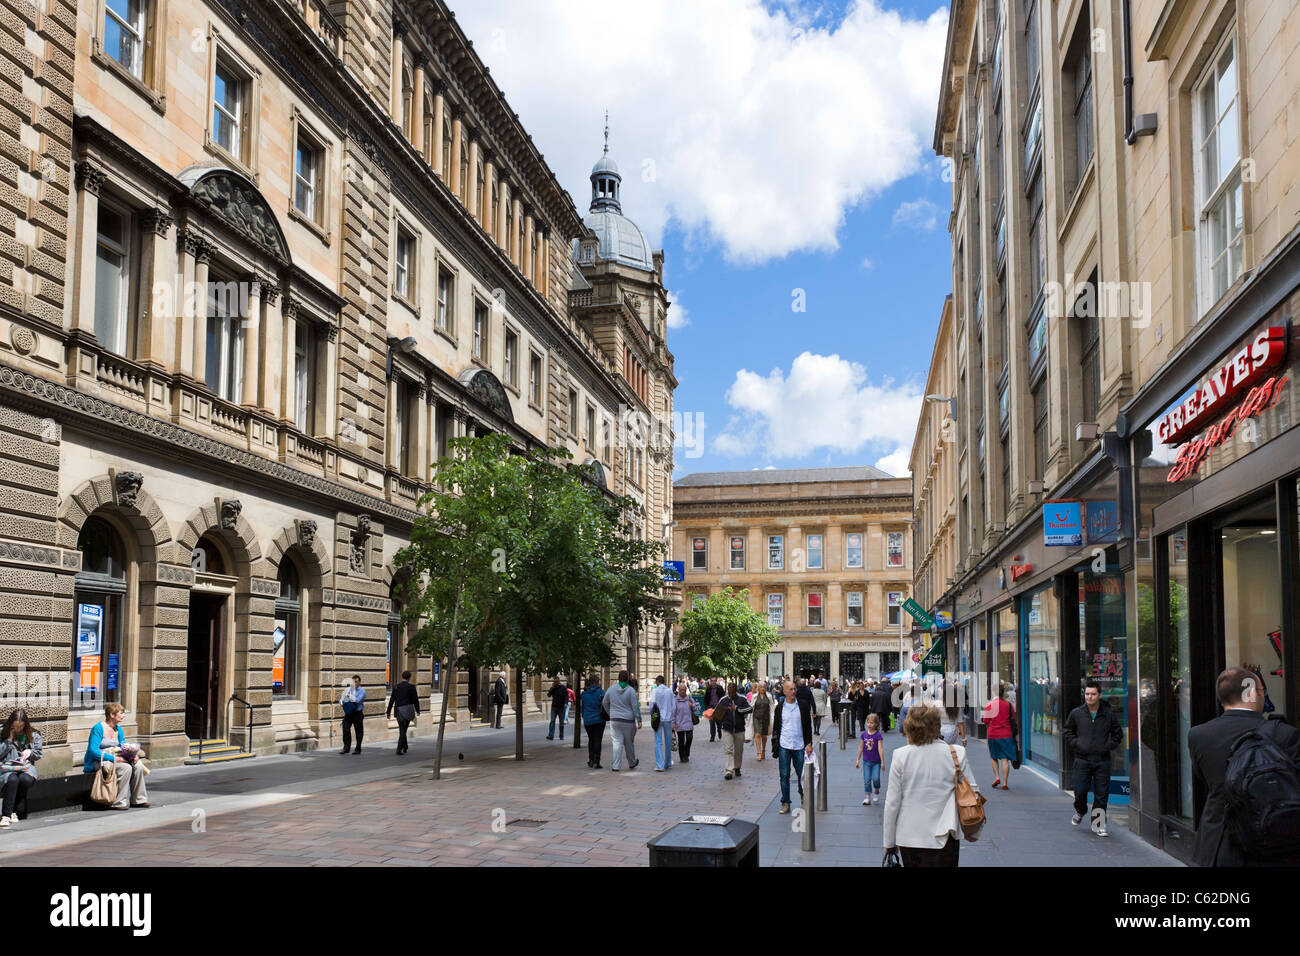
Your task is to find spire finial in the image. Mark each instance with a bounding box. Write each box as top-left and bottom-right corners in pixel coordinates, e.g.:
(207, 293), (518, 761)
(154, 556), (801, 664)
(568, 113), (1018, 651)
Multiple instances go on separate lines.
(603, 110), (609, 155)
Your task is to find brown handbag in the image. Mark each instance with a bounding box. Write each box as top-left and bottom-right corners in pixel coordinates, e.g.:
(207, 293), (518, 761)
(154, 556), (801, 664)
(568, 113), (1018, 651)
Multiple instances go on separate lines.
(90, 759), (118, 806)
(949, 745), (987, 841)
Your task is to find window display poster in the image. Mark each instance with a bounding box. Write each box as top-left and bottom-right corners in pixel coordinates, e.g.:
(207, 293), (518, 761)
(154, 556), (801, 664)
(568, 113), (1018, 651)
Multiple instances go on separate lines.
(77, 603), (102, 657)
(272, 621), (286, 690)
(107, 653), (118, 691)
(80, 654), (101, 691)
(1028, 594), (1043, 627)
(886, 531), (904, 567)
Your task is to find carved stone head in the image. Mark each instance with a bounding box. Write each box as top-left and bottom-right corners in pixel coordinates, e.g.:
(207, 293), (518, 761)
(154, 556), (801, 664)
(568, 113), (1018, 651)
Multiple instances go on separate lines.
(220, 499), (243, 531)
(114, 471), (144, 509)
(297, 519), (318, 550)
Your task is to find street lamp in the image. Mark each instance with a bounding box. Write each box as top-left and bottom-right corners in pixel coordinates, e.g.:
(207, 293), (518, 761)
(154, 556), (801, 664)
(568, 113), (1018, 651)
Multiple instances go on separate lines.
(924, 393), (958, 420)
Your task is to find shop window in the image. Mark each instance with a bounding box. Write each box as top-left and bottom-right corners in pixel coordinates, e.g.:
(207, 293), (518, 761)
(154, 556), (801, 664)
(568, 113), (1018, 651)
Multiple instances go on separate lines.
(1023, 585), (1062, 773)
(806, 533), (823, 569)
(847, 591), (863, 627)
(768, 534), (784, 570)
(729, 535), (745, 570)
(273, 560), (301, 699)
(73, 516), (128, 710)
(885, 531), (905, 568)
(887, 591), (903, 627)
(806, 592), (823, 627)
(845, 532), (863, 568)
(767, 593), (783, 628)
(690, 536), (707, 571)
(1166, 528), (1194, 820)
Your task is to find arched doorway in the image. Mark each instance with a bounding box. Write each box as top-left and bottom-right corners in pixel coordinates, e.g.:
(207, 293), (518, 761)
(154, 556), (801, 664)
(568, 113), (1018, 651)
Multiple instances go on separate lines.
(73, 516), (130, 713)
(187, 533), (234, 740)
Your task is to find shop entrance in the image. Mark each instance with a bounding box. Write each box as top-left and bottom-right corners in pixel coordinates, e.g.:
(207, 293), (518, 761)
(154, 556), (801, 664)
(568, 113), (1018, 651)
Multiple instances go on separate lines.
(839, 653), (866, 681)
(467, 664), (480, 717)
(793, 652), (830, 681)
(186, 592), (224, 740)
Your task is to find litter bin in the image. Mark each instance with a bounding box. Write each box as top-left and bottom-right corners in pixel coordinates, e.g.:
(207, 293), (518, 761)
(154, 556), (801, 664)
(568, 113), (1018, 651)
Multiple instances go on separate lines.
(647, 815), (759, 867)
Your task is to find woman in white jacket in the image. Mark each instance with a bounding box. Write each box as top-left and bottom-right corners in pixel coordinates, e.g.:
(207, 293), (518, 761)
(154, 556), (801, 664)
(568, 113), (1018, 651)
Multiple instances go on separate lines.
(883, 704), (979, 867)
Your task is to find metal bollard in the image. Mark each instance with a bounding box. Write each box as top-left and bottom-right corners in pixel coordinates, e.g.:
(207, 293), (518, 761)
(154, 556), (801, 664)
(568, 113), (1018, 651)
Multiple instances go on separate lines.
(801, 758), (816, 851)
(839, 710), (848, 749)
(817, 740), (829, 812)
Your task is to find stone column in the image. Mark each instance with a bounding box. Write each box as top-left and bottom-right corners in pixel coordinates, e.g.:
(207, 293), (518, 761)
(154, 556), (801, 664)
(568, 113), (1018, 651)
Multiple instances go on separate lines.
(410, 55), (425, 154)
(523, 208), (535, 283)
(322, 322), (338, 438)
(450, 109), (464, 199)
(467, 131), (481, 223)
(258, 279), (282, 416)
(240, 277), (262, 408)
(482, 153), (495, 229)
(414, 384), (429, 481)
(538, 226), (550, 298)
(71, 162), (105, 335)
(389, 22), (405, 121)
(431, 80), (445, 173)
(496, 176), (510, 251)
(280, 299), (299, 424)
(191, 240), (211, 386)
(175, 231), (197, 378)
(387, 376), (401, 470)
(511, 195), (524, 268)
(136, 208), (175, 369)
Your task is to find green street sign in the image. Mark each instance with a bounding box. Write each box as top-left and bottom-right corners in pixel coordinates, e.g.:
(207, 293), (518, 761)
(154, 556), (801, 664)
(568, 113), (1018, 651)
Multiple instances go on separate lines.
(920, 636), (947, 675)
(902, 598), (933, 628)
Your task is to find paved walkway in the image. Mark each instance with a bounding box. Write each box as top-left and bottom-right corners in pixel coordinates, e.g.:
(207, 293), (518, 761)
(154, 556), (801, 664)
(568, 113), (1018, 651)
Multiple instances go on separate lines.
(0, 717), (1178, 866)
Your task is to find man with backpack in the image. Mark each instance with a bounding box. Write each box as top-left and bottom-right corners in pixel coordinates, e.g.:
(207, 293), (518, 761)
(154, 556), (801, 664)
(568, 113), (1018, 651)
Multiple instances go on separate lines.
(1188, 667), (1300, 866)
(1063, 680), (1123, 836)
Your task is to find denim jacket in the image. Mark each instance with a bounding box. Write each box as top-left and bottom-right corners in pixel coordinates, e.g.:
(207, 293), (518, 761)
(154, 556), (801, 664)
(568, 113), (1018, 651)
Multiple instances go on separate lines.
(0, 731), (42, 788)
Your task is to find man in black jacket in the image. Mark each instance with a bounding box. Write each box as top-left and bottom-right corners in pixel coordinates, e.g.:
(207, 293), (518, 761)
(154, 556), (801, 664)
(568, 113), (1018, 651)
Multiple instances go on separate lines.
(1063, 680), (1124, 835)
(1188, 667), (1300, 866)
(546, 677), (569, 740)
(771, 680), (814, 814)
(705, 679), (725, 742)
(386, 670), (421, 755)
(492, 671), (508, 728)
(871, 678), (894, 731)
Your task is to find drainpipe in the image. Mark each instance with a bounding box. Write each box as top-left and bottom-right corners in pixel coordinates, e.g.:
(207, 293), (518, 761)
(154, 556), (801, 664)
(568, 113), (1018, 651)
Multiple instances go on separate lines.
(1122, 0), (1136, 145)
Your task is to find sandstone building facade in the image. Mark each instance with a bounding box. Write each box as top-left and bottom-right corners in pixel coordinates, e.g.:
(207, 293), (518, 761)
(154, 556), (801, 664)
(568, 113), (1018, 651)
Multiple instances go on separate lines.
(0, 0), (676, 768)
(673, 468), (913, 682)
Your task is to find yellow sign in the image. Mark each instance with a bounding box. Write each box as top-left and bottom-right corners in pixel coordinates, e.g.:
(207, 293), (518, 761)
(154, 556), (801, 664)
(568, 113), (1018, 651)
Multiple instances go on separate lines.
(80, 654), (101, 690)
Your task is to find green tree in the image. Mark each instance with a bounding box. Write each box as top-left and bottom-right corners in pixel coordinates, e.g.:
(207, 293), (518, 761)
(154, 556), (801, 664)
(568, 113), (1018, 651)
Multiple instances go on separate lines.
(674, 587), (779, 684)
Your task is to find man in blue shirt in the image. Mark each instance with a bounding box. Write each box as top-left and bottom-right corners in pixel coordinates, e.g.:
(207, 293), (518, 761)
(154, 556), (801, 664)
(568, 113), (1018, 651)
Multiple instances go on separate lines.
(340, 675), (367, 754)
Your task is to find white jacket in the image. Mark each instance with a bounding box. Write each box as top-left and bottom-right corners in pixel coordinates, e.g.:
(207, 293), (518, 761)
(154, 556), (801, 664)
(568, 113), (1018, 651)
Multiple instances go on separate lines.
(882, 741), (979, 850)
(652, 684), (676, 725)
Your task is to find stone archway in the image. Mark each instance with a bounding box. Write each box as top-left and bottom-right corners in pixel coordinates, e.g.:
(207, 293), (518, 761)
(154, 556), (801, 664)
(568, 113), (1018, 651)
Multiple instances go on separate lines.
(176, 499), (266, 748)
(57, 471), (188, 760)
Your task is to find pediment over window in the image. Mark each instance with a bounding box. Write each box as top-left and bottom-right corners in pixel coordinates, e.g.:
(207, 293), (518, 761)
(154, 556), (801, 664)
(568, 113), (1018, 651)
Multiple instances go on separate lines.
(581, 457), (607, 490)
(457, 366), (514, 424)
(179, 165), (290, 264)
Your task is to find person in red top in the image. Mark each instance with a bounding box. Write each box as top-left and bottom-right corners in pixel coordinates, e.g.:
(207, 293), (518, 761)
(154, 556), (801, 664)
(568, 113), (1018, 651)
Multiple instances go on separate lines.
(982, 682), (1018, 790)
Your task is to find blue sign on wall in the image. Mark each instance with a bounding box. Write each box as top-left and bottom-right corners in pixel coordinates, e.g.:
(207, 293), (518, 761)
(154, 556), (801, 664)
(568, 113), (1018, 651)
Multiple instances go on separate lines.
(107, 653), (119, 691)
(663, 561), (685, 582)
(1043, 500), (1083, 546)
(1087, 501), (1119, 544)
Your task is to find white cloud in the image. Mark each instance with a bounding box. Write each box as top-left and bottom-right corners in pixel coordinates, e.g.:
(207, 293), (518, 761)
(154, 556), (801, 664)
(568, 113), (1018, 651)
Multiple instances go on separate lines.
(456, 1), (949, 265)
(874, 448), (912, 477)
(666, 290), (690, 329)
(714, 352), (922, 460)
(860, 256), (874, 270)
(892, 197), (939, 231)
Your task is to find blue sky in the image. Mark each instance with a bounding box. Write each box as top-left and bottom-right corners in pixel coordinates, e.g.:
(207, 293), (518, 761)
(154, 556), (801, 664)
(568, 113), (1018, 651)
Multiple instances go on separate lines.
(456, 0), (953, 478)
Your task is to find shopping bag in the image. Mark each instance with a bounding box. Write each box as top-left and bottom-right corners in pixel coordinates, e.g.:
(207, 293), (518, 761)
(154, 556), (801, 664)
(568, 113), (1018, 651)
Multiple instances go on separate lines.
(90, 760), (117, 806)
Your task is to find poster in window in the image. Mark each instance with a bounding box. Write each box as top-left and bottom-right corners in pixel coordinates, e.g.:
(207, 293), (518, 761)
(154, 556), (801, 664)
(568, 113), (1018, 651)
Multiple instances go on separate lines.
(886, 532), (904, 568)
(80, 654), (101, 691)
(272, 621), (286, 691)
(767, 593), (783, 626)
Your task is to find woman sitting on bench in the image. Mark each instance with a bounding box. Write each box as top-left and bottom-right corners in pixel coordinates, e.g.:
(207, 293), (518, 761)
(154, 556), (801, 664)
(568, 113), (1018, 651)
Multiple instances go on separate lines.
(84, 703), (148, 810)
(0, 708), (42, 827)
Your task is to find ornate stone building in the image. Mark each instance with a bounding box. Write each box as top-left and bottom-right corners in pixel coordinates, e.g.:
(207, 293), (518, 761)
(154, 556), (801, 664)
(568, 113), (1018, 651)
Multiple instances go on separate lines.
(0, 0), (676, 767)
(910, 295), (957, 623)
(673, 468), (914, 682)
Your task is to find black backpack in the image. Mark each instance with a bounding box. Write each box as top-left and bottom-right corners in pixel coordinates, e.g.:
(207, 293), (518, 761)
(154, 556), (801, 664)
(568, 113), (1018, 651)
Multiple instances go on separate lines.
(1222, 722), (1300, 860)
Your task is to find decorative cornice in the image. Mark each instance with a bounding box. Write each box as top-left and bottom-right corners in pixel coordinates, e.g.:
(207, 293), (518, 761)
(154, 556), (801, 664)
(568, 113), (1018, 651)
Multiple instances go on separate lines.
(0, 363), (417, 526)
(139, 208), (174, 238)
(75, 161), (105, 195)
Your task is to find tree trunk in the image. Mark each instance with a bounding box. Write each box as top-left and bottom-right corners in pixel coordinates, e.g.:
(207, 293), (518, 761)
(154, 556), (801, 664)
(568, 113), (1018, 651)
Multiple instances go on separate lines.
(431, 588), (461, 781)
(514, 667), (525, 760)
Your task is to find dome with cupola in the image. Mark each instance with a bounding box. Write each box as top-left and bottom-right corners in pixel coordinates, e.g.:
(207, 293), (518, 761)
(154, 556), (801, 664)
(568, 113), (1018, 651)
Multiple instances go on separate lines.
(575, 118), (654, 272)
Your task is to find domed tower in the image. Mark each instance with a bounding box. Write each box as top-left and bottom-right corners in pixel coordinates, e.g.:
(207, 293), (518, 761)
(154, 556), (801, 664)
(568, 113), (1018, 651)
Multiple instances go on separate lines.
(569, 116), (680, 687)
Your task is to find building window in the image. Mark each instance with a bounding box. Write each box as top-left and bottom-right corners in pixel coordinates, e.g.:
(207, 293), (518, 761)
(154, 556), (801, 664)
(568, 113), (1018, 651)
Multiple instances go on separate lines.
(459, 144), (470, 205)
(846, 591), (863, 627)
(503, 330), (518, 388)
(505, 202), (514, 259)
(491, 185), (500, 239)
(441, 112), (452, 181)
(887, 591), (903, 627)
(585, 404), (595, 448)
(768, 534), (784, 570)
(767, 593), (783, 628)
(528, 352), (542, 407)
(399, 61), (413, 140)
(806, 592), (823, 628)
(205, 274), (244, 402)
(1024, 0), (1040, 93)
(273, 561), (301, 699)
(394, 225), (414, 301)
(212, 57), (249, 164)
(472, 299), (488, 362)
(845, 532), (863, 568)
(94, 201), (134, 356)
(691, 536), (707, 571)
(392, 379), (412, 475)
(885, 531), (904, 568)
(435, 265), (453, 333)
(1001, 433), (1011, 511)
(1033, 380), (1049, 478)
(476, 159), (486, 222)
(294, 321), (317, 434)
(1194, 30), (1244, 311)
(566, 389), (579, 435)
(1066, 9), (1094, 195)
(293, 129), (323, 225)
(1027, 172), (1045, 302)
(806, 533), (823, 569)
(729, 535), (745, 570)
(104, 0), (146, 78)
(73, 515), (128, 710)
(422, 93), (434, 165)
(1079, 304), (1100, 424)
(690, 593), (706, 611)
(602, 419), (611, 464)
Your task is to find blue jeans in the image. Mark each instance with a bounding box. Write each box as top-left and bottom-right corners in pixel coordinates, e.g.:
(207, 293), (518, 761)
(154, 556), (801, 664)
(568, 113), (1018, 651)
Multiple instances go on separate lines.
(777, 746), (807, 805)
(653, 724), (673, 770)
(862, 760), (881, 793)
(548, 707), (566, 739)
